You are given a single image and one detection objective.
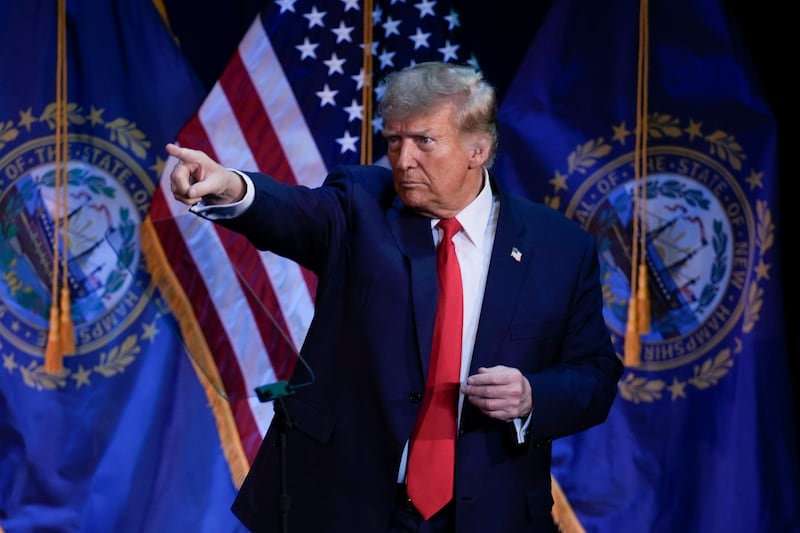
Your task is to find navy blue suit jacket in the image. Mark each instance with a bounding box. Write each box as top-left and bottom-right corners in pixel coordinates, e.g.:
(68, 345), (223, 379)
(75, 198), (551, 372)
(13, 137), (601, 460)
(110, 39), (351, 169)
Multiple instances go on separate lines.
(223, 164), (622, 532)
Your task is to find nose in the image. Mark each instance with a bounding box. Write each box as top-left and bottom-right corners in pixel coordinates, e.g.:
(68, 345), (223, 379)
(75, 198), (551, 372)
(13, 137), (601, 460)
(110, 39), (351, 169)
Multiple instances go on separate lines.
(394, 140), (416, 170)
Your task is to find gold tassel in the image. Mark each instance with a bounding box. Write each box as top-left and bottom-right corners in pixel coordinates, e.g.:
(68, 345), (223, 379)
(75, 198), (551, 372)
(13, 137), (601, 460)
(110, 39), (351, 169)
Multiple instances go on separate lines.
(45, 0), (70, 372)
(45, 304), (63, 373)
(59, 285), (75, 354)
(58, 91), (73, 354)
(624, 299), (641, 366)
(636, 263), (650, 334)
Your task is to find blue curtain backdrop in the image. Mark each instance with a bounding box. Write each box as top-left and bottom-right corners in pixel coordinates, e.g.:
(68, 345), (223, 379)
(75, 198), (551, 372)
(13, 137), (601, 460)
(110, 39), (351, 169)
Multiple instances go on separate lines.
(1, 0), (795, 531)
(166, 0), (797, 530)
(493, 0), (798, 531)
(0, 1), (246, 531)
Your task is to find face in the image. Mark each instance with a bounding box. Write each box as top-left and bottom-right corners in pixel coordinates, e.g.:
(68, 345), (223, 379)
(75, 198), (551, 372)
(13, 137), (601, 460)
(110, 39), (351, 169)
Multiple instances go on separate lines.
(382, 103), (487, 219)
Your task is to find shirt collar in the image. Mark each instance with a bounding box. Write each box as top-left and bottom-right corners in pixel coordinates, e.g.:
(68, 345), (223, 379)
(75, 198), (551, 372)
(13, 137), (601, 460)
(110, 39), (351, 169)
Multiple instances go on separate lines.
(433, 168), (493, 248)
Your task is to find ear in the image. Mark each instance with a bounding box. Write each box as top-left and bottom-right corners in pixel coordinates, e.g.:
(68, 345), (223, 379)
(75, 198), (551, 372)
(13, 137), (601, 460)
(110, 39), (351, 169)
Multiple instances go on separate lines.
(467, 136), (491, 168)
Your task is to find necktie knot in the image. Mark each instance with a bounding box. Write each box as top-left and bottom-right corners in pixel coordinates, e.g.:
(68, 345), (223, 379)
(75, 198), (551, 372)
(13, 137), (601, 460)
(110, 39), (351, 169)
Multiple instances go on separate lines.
(438, 217), (462, 242)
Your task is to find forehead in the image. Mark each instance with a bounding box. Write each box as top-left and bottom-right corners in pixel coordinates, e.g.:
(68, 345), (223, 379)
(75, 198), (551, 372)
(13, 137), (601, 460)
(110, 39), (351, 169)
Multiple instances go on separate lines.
(383, 103), (457, 135)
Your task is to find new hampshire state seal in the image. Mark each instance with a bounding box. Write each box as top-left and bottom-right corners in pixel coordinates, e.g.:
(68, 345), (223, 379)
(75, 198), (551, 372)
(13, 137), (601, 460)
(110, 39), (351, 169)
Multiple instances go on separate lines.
(546, 113), (773, 403)
(0, 102), (164, 391)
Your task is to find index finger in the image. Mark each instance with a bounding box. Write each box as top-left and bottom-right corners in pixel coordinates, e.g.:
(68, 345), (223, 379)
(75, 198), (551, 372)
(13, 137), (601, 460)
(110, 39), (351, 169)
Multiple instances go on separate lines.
(467, 366), (516, 385)
(166, 142), (192, 162)
(466, 371), (500, 386)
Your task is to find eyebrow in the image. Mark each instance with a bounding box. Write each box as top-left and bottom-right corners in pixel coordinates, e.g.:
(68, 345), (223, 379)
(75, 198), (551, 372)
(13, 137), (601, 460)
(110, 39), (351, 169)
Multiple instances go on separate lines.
(382, 127), (435, 137)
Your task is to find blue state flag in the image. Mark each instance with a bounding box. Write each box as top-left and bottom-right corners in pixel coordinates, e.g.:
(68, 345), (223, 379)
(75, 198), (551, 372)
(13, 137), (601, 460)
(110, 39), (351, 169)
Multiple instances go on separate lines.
(495, 0), (800, 531)
(0, 1), (247, 531)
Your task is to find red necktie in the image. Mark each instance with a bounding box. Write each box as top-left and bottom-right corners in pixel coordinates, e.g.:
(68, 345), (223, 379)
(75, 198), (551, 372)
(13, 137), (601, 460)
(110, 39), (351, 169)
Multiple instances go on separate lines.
(407, 217), (463, 520)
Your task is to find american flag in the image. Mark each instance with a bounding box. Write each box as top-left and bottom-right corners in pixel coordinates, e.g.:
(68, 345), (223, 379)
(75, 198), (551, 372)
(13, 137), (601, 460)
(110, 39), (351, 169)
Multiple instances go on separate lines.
(145, 0), (476, 483)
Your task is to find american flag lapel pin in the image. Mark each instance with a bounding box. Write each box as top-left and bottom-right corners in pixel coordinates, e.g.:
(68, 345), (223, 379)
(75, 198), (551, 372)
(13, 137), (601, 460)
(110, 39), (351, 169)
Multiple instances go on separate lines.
(510, 247), (522, 262)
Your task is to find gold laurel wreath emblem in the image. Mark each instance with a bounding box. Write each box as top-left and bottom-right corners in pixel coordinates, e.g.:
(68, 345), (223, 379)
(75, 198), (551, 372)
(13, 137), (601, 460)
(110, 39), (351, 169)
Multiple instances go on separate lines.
(0, 102), (160, 391)
(546, 113), (772, 404)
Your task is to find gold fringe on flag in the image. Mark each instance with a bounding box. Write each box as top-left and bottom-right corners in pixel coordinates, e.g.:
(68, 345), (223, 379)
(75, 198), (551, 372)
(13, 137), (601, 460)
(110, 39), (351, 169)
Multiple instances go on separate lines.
(140, 219), (251, 488)
(141, 0), (251, 490)
(624, 0), (650, 367)
(551, 474), (587, 533)
(152, 0), (171, 32)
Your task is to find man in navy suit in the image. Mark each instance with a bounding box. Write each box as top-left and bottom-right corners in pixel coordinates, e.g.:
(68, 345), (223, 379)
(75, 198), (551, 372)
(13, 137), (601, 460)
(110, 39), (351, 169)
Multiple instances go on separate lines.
(167, 62), (623, 532)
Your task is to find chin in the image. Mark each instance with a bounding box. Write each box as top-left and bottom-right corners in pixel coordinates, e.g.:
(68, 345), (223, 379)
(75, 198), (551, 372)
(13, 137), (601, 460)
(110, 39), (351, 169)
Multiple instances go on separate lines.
(398, 191), (422, 208)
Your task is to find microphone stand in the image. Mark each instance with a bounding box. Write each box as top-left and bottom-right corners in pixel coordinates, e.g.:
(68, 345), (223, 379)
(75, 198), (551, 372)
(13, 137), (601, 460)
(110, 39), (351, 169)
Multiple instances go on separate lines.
(255, 381), (295, 533)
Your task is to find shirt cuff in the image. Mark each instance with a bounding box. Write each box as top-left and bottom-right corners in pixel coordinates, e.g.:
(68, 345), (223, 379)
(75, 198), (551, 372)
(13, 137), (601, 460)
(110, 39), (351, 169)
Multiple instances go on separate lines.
(188, 169), (255, 219)
(512, 410), (533, 445)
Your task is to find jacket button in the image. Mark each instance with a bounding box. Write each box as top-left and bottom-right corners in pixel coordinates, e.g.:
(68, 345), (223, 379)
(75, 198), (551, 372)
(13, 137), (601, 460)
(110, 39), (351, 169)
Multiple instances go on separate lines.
(409, 392), (422, 403)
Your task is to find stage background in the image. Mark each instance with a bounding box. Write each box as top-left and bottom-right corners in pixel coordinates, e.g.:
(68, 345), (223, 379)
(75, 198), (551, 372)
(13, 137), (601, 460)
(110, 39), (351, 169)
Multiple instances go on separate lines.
(162, 0), (796, 442)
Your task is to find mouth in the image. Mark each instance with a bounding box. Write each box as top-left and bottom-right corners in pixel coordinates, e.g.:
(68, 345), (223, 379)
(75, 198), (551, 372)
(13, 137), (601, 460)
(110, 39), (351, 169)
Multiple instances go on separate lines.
(395, 182), (428, 196)
(395, 173), (424, 186)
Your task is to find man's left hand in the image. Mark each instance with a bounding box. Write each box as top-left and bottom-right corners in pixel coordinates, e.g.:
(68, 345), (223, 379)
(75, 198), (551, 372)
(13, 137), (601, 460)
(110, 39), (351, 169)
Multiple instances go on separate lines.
(461, 365), (533, 421)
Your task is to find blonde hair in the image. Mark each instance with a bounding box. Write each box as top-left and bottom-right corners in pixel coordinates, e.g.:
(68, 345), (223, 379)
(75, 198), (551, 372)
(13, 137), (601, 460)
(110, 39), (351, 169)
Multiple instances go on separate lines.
(377, 62), (498, 167)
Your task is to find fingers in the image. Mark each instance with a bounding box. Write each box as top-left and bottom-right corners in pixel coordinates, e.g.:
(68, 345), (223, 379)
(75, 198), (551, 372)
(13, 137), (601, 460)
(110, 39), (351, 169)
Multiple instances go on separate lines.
(166, 142), (200, 162)
(165, 142), (216, 205)
(169, 167), (196, 206)
(462, 366), (532, 420)
(169, 174), (194, 205)
(165, 143), (193, 204)
(165, 142), (183, 159)
(165, 143), (246, 206)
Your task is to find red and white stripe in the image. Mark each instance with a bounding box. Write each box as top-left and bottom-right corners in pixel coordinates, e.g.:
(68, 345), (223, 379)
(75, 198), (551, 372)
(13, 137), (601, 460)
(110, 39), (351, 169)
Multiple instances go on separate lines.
(150, 16), (323, 463)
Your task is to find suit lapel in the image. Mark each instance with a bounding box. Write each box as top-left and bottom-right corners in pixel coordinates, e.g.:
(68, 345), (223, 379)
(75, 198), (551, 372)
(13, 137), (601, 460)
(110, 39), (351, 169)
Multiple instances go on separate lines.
(387, 201), (437, 380)
(386, 187), (535, 382)
(471, 190), (530, 373)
